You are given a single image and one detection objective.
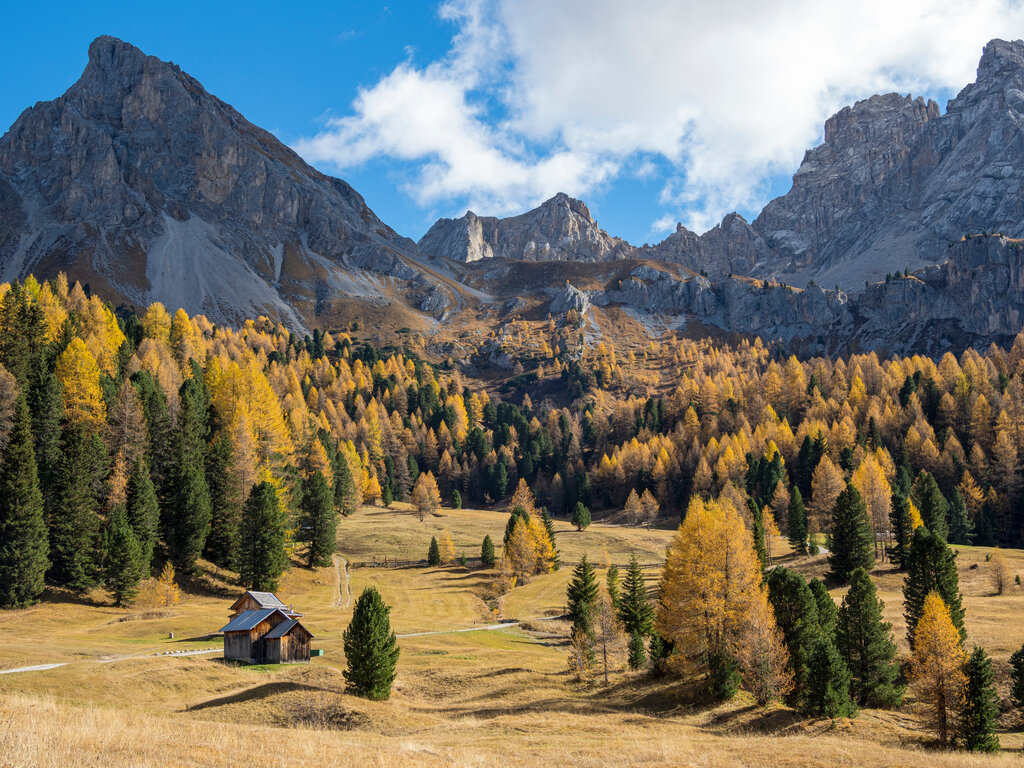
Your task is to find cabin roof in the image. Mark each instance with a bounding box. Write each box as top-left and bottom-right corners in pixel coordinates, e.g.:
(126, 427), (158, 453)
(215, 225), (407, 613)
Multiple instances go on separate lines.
(219, 608), (285, 633)
(229, 590), (288, 612)
(264, 618), (313, 640)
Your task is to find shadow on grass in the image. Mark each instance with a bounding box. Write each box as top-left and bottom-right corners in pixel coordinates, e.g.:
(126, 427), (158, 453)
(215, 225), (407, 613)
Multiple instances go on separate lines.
(186, 682), (327, 711)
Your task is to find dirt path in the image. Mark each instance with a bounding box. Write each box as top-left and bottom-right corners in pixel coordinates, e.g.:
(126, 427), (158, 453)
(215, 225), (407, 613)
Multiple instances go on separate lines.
(332, 553), (352, 609)
(397, 616), (559, 639)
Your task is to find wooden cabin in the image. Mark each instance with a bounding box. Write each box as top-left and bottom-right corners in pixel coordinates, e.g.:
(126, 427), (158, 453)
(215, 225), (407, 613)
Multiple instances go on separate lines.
(228, 590), (302, 620)
(219, 604), (314, 665)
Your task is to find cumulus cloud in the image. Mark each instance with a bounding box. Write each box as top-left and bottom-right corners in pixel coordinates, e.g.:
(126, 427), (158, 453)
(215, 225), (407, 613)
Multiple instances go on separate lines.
(294, 0), (1024, 233)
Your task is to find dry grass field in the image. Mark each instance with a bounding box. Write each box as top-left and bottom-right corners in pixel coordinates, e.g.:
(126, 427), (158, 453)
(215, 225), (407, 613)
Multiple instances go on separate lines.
(2, 503), (1024, 767)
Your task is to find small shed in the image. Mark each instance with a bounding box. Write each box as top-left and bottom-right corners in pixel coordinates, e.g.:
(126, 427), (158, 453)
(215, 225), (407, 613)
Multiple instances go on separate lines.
(219, 607), (314, 664)
(264, 618), (314, 663)
(228, 590), (302, 620)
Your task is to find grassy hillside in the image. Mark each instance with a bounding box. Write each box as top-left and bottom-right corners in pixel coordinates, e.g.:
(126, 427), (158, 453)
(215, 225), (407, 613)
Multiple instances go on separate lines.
(2, 503), (1024, 766)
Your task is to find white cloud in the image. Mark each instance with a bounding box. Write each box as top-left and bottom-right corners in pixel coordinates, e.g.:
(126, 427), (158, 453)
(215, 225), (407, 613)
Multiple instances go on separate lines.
(294, 0), (1024, 234)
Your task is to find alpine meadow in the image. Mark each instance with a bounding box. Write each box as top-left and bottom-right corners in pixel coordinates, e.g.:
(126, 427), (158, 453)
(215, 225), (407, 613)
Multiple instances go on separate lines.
(4, 9), (1024, 768)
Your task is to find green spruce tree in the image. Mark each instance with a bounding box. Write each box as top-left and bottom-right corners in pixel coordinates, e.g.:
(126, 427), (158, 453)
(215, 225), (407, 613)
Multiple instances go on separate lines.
(912, 471), (948, 540)
(541, 509), (560, 570)
(125, 456), (160, 575)
(300, 471), (336, 568)
(946, 489), (974, 546)
(204, 435), (242, 569)
(566, 555), (599, 658)
(903, 527), (965, 648)
(766, 566), (821, 704)
(343, 586), (401, 701)
(888, 493), (913, 570)
(333, 449), (358, 516)
(103, 503), (144, 607)
(1009, 642), (1024, 715)
(804, 638), (856, 718)
(165, 372), (211, 573)
(787, 486), (808, 554)
(628, 630), (647, 670)
(237, 481), (288, 592)
(480, 534), (495, 567)
(828, 483), (875, 583)
(427, 536), (440, 566)
(606, 563), (620, 609)
(809, 577), (837, 638)
(48, 422), (107, 590)
(618, 554), (654, 637)
(959, 647), (1000, 752)
(835, 568), (903, 707)
(0, 395), (48, 607)
(571, 501), (591, 531)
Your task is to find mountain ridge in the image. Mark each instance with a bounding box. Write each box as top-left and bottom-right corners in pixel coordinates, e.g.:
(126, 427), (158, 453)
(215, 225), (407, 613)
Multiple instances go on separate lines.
(419, 39), (1024, 291)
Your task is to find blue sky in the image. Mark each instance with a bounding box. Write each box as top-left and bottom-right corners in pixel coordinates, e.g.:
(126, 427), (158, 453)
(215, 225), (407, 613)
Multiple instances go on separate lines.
(3, 1), (1023, 243)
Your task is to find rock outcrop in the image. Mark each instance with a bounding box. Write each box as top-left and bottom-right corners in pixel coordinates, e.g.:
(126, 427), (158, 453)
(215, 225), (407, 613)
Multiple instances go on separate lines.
(0, 36), (429, 328)
(419, 193), (633, 263)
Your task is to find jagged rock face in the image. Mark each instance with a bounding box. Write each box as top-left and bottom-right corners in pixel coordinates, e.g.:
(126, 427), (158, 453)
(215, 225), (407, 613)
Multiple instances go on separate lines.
(753, 93), (940, 273)
(423, 39), (1024, 293)
(419, 192), (633, 263)
(0, 36), (423, 327)
(754, 39), (1024, 287)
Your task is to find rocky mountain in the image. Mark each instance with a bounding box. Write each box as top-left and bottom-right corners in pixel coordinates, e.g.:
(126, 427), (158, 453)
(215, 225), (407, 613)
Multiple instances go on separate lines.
(0, 36), (452, 329)
(2, 35), (1024, 357)
(421, 39), (1024, 291)
(419, 193), (633, 263)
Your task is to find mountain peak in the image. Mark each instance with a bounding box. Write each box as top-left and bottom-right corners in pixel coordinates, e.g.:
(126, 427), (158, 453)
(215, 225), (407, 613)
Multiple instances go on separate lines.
(85, 35), (152, 80)
(978, 38), (1024, 80)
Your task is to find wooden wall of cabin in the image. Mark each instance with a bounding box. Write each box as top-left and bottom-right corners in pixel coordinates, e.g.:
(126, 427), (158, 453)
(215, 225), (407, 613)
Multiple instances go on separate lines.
(224, 632), (251, 662)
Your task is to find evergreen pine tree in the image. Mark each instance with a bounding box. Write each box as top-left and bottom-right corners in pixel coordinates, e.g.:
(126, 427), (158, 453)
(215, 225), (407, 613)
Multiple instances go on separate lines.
(204, 435), (242, 569)
(566, 555), (598, 658)
(165, 373), (211, 573)
(748, 497), (768, 567)
(125, 456), (159, 575)
(427, 536), (440, 566)
(947, 489), (974, 545)
(828, 483), (875, 583)
(903, 527), (965, 648)
(300, 471), (336, 568)
(888, 493), (913, 570)
(480, 534), (495, 567)
(0, 395), (48, 607)
(333, 448), (358, 516)
(836, 568), (903, 707)
(1009, 642), (1024, 714)
(767, 566), (821, 703)
(787, 486), (808, 554)
(809, 577), (837, 638)
(804, 638), (856, 718)
(541, 509), (560, 570)
(237, 482), (288, 592)
(628, 630), (647, 670)
(959, 647), (1000, 752)
(571, 501), (591, 531)
(28, 354), (62, 512)
(451, 489), (462, 509)
(48, 422), (107, 590)
(606, 563), (620, 609)
(618, 554), (654, 637)
(103, 503), (144, 607)
(343, 586), (401, 701)
(132, 371), (174, 500)
(912, 471), (949, 540)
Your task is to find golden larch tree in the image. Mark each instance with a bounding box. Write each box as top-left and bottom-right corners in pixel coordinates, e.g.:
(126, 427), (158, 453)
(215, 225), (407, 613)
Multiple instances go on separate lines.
(911, 591), (967, 747)
(656, 496), (774, 681)
(55, 337), (106, 427)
